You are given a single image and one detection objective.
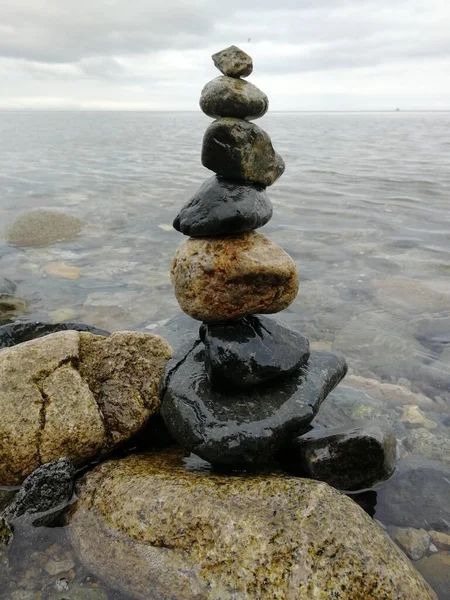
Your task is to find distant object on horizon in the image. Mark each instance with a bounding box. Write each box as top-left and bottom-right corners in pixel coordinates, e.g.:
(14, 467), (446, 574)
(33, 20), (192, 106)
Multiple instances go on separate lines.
(396, 108), (400, 111)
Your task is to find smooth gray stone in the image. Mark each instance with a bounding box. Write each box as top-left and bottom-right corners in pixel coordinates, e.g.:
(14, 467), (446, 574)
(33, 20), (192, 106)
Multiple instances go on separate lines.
(3, 458), (75, 527)
(200, 315), (310, 389)
(375, 455), (450, 530)
(285, 422), (397, 491)
(202, 118), (285, 187)
(200, 77), (268, 120)
(161, 345), (347, 466)
(173, 175), (272, 237)
(212, 45), (253, 78)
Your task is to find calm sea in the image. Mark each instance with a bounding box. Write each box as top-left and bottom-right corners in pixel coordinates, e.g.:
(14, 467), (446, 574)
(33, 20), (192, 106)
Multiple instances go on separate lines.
(0, 111), (449, 599)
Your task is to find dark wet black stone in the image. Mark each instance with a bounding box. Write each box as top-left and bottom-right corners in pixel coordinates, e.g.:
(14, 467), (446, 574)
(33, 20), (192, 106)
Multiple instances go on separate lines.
(161, 344), (347, 466)
(375, 455), (450, 530)
(173, 176), (273, 237)
(200, 315), (310, 389)
(3, 458), (75, 527)
(282, 422), (397, 491)
(0, 321), (109, 349)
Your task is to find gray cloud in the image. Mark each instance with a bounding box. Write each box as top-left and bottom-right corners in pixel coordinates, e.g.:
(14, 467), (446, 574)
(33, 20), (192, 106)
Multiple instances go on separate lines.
(0, 0), (449, 109)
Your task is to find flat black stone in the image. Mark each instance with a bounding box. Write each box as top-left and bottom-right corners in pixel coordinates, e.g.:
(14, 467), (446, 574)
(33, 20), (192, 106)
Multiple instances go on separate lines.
(173, 176), (272, 237)
(282, 422), (396, 491)
(0, 321), (109, 349)
(200, 315), (310, 389)
(161, 344), (347, 466)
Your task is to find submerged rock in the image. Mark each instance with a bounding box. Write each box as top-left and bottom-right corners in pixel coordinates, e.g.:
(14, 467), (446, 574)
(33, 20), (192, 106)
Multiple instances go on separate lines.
(375, 455), (450, 530)
(161, 344), (347, 466)
(68, 449), (437, 600)
(212, 45), (253, 78)
(388, 526), (430, 561)
(0, 294), (28, 324)
(0, 330), (172, 485)
(200, 76), (268, 120)
(171, 232), (299, 322)
(5, 209), (84, 247)
(173, 175), (272, 237)
(3, 458), (75, 527)
(415, 553), (450, 600)
(202, 118), (285, 187)
(284, 423), (396, 491)
(200, 315), (310, 388)
(0, 320), (109, 349)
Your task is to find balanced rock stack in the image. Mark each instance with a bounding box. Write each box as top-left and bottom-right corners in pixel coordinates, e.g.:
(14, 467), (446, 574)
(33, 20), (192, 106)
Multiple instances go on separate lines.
(161, 46), (348, 466)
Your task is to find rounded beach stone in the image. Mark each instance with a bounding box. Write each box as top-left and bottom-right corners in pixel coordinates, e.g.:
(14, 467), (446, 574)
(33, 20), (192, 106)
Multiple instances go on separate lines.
(5, 209), (83, 247)
(170, 232), (299, 322)
(202, 118), (285, 187)
(199, 315), (310, 388)
(212, 45), (252, 78)
(173, 175), (272, 237)
(200, 76), (268, 120)
(0, 330), (172, 485)
(284, 422), (397, 491)
(67, 449), (437, 600)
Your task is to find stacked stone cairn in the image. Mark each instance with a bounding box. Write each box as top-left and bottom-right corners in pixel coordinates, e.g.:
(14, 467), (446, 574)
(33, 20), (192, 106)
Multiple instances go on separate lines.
(161, 47), (395, 484)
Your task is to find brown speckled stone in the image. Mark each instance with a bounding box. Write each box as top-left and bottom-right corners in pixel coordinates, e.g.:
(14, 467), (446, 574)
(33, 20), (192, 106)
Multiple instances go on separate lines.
(171, 232), (299, 322)
(0, 331), (172, 485)
(68, 449), (437, 600)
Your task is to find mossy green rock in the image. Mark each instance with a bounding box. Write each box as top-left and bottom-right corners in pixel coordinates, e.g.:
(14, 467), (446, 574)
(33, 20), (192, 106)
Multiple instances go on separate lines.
(68, 449), (436, 600)
(202, 118), (285, 187)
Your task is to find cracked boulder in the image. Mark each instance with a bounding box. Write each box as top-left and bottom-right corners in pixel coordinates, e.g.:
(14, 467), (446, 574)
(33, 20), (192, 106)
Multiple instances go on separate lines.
(67, 448), (437, 600)
(0, 330), (172, 485)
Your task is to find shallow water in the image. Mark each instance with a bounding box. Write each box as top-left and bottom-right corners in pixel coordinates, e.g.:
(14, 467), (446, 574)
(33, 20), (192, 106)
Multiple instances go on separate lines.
(0, 111), (449, 599)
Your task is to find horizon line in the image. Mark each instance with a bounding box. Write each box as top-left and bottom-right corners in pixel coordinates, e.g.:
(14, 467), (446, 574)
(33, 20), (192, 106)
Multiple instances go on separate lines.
(0, 108), (449, 113)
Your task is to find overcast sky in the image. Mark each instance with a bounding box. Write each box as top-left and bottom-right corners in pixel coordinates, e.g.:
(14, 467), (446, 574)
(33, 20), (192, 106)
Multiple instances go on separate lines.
(1, 0), (449, 110)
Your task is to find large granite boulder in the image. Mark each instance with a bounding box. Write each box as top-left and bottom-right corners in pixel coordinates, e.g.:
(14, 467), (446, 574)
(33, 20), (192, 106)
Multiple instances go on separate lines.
(68, 449), (437, 600)
(202, 118), (285, 187)
(200, 77), (268, 120)
(161, 344), (347, 466)
(0, 330), (172, 484)
(173, 175), (273, 237)
(171, 232), (299, 322)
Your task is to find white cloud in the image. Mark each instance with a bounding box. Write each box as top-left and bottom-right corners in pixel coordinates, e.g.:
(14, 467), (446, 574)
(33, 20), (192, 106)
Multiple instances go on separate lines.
(0, 0), (449, 109)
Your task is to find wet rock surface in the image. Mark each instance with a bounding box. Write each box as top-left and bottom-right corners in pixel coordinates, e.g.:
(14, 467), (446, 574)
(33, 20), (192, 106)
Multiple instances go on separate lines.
(5, 209), (84, 247)
(0, 294), (28, 324)
(212, 45), (253, 77)
(200, 76), (268, 120)
(0, 278), (16, 295)
(171, 232), (299, 322)
(284, 423), (396, 491)
(0, 320), (109, 349)
(200, 315), (310, 388)
(202, 118), (285, 186)
(0, 330), (172, 484)
(3, 458), (75, 527)
(68, 449), (437, 600)
(161, 344), (347, 465)
(388, 526), (431, 561)
(376, 455), (450, 530)
(173, 175), (272, 237)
